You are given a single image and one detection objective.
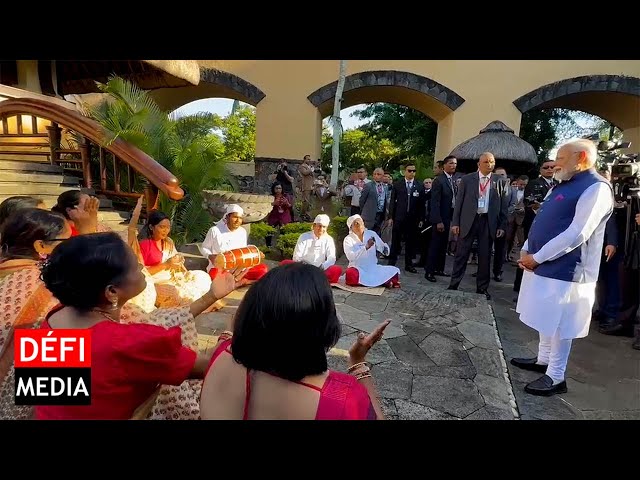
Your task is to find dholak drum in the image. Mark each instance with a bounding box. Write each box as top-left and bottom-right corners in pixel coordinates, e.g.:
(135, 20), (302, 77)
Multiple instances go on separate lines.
(215, 245), (264, 270)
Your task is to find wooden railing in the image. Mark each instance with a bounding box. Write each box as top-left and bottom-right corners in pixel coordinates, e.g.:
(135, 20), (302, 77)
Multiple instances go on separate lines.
(0, 97), (184, 207)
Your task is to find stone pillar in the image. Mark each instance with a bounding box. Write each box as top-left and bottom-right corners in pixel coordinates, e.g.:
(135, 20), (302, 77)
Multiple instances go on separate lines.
(435, 100), (523, 162)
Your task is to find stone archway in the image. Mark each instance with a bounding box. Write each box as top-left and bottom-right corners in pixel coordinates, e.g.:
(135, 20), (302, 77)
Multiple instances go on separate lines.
(513, 74), (640, 154)
(307, 70), (465, 116)
(513, 75), (640, 114)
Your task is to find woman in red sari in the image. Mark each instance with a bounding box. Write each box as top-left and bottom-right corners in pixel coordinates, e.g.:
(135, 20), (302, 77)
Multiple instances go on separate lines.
(266, 182), (292, 227)
(35, 232), (245, 420)
(200, 262), (388, 420)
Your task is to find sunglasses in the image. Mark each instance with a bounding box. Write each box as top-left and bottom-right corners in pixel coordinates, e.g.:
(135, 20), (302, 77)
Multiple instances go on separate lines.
(542, 166), (554, 169)
(407, 169), (416, 173)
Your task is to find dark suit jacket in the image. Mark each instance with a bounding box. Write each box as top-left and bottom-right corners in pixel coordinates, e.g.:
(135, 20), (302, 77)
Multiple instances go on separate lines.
(359, 181), (388, 229)
(452, 172), (509, 239)
(523, 176), (554, 232)
(429, 173), (455, 225)
(604, 208), (619, 248)
(389, 178), (425, 223)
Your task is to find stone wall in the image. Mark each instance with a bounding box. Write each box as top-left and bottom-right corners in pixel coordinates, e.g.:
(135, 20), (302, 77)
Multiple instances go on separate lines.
(254, 157), (305, 195)
(224, 161), (255, 193)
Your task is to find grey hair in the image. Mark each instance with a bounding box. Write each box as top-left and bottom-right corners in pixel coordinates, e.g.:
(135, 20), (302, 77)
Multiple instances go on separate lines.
(562, 139), (598, 168)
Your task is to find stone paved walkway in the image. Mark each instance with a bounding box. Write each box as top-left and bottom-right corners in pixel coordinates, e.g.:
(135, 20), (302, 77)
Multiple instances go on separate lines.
(196, 260), (518, 420)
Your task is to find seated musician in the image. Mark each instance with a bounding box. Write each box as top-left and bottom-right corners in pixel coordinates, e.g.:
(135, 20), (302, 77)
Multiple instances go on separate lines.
(200, 204), (268, 282)
(280, 214), (342, 283)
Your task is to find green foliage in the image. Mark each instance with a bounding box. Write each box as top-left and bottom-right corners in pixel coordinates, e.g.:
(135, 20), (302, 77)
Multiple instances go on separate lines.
(321, 128), (401, 175)
(281, 222), (313, 235)
(219, 106), (256, 162)
(248, 222), (277, 246)
(276, 233), (301, 259)
(84, 76), (234, 247)
(328, 216), (348, 243)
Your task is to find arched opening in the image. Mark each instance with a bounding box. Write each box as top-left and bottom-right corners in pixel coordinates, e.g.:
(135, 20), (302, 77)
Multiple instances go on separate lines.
(514, 75), (640, 172)
(308, 70), (465, 182)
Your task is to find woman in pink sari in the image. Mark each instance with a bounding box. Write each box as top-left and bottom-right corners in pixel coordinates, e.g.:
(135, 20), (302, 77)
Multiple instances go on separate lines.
(200, 262), (388, 420)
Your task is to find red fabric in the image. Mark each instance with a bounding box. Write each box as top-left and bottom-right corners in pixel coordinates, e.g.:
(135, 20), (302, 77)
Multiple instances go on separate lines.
(34, 307), (197, 420)
(138, 239), (163, 267)
(70, 224), (79, 237)
(345, 267), (360, 286)
(279, 260), (342, 284)
(209, 263), (268, 281)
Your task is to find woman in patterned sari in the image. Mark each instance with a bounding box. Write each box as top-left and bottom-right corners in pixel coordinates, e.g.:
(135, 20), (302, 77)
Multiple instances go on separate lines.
(138, 210), (212, 308)
(0, 208), (72, 419)
(35, 232), (245, 420)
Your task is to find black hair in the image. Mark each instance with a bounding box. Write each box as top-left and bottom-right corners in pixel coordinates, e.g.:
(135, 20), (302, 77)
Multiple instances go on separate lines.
(0, 196), (44, 227)
(41, 232), (135, 311)
(443, 155), (457, 165)
(51, 190), (83, 220)
(271, 182), (283, 195)
(0, 208), (67, 260)
(142, 210), (170, 239)
(231, 262), (341, 382)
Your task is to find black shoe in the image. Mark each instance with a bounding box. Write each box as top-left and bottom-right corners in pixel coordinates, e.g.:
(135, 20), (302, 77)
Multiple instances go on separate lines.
(424, 273), (437, 282)
(510, 357), (548, 373)
(494, 273), (503, 282)
(599, 323), (635, 337)
(434, 271), (450, 277)
(476, 289), (491, 300)
(524, 375), (567, 396)
(447, 284), (459, 291)
(405, 266), (418, 273)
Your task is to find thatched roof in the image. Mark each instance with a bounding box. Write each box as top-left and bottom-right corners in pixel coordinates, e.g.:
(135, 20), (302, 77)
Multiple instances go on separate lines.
(54, 60), (201, 96)
(450, 121), (538, 165)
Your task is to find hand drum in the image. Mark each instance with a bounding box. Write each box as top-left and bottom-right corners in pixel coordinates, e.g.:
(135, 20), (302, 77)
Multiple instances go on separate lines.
(215, 245), (265, 270)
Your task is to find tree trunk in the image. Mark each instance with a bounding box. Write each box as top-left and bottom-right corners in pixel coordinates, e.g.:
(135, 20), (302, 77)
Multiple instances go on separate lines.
(329, 60), (347, 190)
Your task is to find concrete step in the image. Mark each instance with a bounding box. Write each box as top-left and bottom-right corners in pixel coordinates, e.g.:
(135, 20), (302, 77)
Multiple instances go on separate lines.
(0, 159), (64, 174)
(0, 171), (81, 185)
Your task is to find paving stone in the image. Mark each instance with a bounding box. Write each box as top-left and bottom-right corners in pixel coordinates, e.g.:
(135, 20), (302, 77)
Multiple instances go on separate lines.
(459, 305), (494, 325)
(468, 347), (503, 378)
(401, 320), (435, 345)
(439, 311), (468, 325)
(419, 333), (471, 367)
(394, 399), (457, 420)
(413, 365), (476, 379)
(351, 318), (406, 339)
(511, 382), (583, 420)
(473, 374), (512, 410)
(386, 336), (436, 368)
(335, 303), (370, 326)
(458, 321), (498, 349)
(464, 406), (514, 420)
(326, 352), (348, 372)
(339, 325), (357, 337)
(345, 294), (389, 313)
(196, 311), (231, 331)
(331, 289), (352, 303)
(371, 361), (413, 400)
(611, 410), (640, 420)
(501, 340), (536, 360)
(582, 410), (613, 420)
(379, 398), (398, 417)
(411, 375), (485, 418)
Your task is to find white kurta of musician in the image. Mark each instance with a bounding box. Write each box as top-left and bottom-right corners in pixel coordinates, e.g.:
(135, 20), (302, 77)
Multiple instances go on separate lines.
(292, 231), (336, 269)
(200, 221), (248, 272)
(516, 182), (612, 340)
(343, 230), (400, 286)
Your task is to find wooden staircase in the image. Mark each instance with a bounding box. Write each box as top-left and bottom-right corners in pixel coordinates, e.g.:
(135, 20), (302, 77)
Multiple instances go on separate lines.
(0, 158), (131, 231)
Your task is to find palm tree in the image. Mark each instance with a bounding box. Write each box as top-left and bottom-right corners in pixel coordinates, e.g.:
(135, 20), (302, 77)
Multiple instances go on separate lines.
(83, 76), (233, 246)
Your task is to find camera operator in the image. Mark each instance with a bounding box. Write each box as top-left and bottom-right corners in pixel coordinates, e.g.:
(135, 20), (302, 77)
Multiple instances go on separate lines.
(275, 160), (294, 196)
(513, 160), (556, 296)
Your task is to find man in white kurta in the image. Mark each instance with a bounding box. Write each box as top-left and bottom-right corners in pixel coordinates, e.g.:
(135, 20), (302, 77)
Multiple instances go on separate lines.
(200, 204), (268, 281)
(281, 214), (343, 283)
(344, 214), (401, 288)
(513, 140), (613, 396)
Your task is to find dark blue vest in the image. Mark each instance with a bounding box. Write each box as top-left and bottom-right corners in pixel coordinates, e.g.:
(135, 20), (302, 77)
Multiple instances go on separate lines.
(527, 168), (611, 283)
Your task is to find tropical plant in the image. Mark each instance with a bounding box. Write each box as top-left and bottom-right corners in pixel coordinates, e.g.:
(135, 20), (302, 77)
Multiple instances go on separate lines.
(83, 76), (234, 246)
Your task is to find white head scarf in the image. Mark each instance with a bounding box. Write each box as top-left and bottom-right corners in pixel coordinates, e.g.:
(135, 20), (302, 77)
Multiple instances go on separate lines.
(223, 204), (244, 220)
(346, 214), (363, 230)
(313, 214), (330, 227)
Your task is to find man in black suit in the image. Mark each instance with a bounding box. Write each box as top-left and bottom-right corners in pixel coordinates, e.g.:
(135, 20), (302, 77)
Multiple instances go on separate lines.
(448, 152), (509, 299)
(513, 160), (556, 294)
(425, 156), (458, 282)
(387, 163), (426, 273)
